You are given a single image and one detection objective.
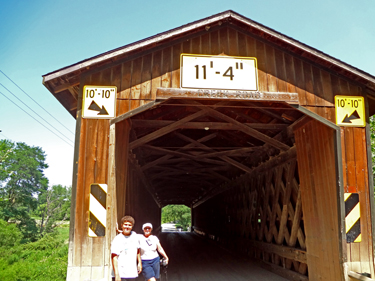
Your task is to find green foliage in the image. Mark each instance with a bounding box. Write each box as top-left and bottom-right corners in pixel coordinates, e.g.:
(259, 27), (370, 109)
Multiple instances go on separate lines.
(0, 139), (71, 280)
(370, 116), (375, 195)
(0, 219), (22, 248)
(0, 226), (69, 281)
(162, 204), (191, 230)
(0, 139), (49, 242)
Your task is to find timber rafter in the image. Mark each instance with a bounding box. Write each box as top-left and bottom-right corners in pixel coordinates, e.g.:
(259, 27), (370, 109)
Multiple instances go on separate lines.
(124, 98), (303, 207)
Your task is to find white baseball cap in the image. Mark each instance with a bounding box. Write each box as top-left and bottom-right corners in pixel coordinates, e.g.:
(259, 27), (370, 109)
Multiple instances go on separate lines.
(142, 223), (153, 230)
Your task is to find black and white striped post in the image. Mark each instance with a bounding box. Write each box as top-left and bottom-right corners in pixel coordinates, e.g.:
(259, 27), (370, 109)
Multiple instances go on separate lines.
(344, 192), (361, 243)
(88, 183), (107, 237)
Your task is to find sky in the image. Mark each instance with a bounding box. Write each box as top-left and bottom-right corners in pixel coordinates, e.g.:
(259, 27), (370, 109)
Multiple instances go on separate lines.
(1, 0), (375, 187)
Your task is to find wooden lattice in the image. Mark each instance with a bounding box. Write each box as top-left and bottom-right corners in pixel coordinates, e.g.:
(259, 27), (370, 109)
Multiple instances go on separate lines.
(211, 155), (308, 279)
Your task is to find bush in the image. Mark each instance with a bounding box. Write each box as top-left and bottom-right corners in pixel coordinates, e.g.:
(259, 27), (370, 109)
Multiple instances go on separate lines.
(0, 219), (22, 248)
(0, 225), (69, 281)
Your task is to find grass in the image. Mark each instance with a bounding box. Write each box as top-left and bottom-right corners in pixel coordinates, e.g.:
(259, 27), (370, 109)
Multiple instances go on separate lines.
(0, 224), (70, 281)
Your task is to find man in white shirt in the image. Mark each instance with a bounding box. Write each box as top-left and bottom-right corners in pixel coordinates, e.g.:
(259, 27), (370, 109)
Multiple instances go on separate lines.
(111, 216), (142, 281)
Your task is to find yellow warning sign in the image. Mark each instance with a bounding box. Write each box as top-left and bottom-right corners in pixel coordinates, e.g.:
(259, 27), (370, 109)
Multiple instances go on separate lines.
(335, 96), (365, 127)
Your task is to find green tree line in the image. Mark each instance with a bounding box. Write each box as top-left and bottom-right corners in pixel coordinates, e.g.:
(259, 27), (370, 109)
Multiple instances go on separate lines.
(0, 139), (71, 241)
(162, 204), (191, 230)
(0, 139), (71, 280)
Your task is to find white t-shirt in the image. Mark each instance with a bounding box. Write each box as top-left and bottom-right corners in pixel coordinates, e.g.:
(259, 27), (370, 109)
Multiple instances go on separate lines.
(111, 231), (140, 278)
(138, 234), (160, 260)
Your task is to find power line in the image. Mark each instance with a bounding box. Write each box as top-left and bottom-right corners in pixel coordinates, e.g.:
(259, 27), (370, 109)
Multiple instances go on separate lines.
(0, 82), (74, 145)
(0, 70), (75, 135)
(0, 90), (73, 147)
(0, 131), (10, 140)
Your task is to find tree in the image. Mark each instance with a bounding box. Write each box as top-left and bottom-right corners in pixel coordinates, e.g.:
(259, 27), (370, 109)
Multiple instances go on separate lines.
(161, 205), (191, 230)
(35, 184), (71, 234)
(0, 139), (49, 241)
(370, 116), (375, 195)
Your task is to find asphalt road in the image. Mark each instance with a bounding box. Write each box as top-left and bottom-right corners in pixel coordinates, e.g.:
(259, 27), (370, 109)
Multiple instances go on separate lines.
(149, 232), (289, 281)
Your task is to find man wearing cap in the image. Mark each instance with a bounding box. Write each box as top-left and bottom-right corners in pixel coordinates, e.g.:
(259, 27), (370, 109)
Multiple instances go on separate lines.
(139, 223), (169, 281)
(111, 215), (142, 281)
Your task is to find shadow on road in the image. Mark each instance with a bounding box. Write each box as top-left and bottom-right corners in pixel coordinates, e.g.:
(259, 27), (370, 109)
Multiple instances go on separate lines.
(137, 232), (289, 281)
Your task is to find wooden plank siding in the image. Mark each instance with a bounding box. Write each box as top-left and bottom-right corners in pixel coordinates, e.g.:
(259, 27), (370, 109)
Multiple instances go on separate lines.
(294, 119), (343, 281)
(66, 24), (375, 280)
(342, 126), (375, 275)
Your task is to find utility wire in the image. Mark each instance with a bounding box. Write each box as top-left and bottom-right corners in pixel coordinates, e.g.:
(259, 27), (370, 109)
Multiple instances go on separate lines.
(0, 90), (73, 147)
(0, 82), (74, 145)
(0, 70), (75, 135)
(0, 132), (10, 140)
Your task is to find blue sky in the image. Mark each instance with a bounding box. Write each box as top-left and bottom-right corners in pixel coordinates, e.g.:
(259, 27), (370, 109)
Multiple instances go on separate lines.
(1, 0), (375, 187)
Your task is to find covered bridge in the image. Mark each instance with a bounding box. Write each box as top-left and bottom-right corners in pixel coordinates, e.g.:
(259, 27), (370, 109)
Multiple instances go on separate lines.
(43, 10), (375, 281)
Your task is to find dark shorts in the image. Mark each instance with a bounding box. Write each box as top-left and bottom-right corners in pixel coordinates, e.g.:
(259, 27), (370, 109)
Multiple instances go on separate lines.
(141, 256), (160, 280)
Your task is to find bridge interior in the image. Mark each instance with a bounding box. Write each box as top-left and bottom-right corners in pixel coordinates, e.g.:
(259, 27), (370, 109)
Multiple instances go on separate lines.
(118, 98), (320, 280)
(127, 98), (303, 207)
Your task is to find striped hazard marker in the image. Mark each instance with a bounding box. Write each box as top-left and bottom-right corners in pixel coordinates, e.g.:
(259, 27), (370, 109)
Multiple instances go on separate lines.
(344, 192), (361, 243)
(89, 183), (107, 237)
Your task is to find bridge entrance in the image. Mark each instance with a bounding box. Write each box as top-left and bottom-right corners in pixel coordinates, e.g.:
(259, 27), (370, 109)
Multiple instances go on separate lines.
(110, 97), (343, 281)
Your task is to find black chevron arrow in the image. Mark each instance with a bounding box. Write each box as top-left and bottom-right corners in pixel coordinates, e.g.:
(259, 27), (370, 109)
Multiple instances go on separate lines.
(342, 110), (360, 123)
(88, 101), (109, 115)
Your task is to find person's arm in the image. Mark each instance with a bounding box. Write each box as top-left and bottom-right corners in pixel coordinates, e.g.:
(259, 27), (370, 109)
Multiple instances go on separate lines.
(111, 253), (121, 281)
(116, 222), (122, 234)
(137, 248), (142, 273)
(156, 242), (169, 264)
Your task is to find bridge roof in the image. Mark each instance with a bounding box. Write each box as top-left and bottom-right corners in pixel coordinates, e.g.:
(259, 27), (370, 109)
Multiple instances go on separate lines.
(43, 10), (375, 118)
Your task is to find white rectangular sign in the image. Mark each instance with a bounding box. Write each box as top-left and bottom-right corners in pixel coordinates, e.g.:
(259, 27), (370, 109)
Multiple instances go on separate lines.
(180, 54), (258, 91)
(82, 85), (117, 119)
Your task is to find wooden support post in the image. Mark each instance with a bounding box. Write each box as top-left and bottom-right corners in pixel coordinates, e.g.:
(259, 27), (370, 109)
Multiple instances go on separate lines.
(105, 123), (117, 281)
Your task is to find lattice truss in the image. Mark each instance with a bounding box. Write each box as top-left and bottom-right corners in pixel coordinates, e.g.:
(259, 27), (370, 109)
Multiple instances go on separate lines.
(221, 158), (307, 276)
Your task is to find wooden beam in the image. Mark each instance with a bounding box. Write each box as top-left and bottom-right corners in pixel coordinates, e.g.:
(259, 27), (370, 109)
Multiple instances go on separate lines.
(156, 87), (299, 103)
(244, 101), (290, 123)
(195, 147), (259, 158)
(250, 240), (307, 263)
(110, 101), (162, 125)
(129, 108), (208, 150)
(67, 87), (79, 100)
(204, 106), (291, 151)
(141, 133), (217, 171)
(131, 119), (288, 130)
(142, 145), (229, 166)
(177, 99), (291, 151)
(149, 170), (218, 181)
(176, 132), (253, 174)
(54, 79), (80, 93)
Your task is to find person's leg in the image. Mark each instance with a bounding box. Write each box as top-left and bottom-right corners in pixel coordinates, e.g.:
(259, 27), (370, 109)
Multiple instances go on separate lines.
(142, 259), (156, 281)
(152, 256), (160, 280)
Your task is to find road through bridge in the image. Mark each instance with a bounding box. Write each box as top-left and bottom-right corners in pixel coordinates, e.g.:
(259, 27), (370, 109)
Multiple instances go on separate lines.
(151, 232), (288, 281)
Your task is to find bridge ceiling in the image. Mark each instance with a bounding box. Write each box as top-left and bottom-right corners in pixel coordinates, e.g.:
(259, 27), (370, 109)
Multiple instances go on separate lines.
(127, 98), (304, 207)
